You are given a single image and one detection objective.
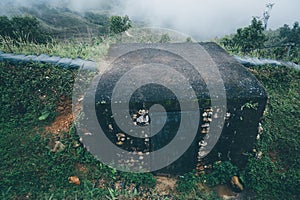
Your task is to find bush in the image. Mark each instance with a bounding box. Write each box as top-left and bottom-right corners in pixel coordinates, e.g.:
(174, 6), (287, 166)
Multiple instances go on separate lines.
(202, 161), (239, 187)
(176, 170), (199, 193)
(242, 65), (300, 199)
(109, 15), (132, 35)
(0, 15), (51, 49)
(0, 62), (76, 125)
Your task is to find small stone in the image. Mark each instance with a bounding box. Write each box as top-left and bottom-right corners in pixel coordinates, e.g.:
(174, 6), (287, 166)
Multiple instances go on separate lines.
(256, 134), (260, 140)
(258, 123), (263, 133)
(196, 165), (205, 171)
(204, 165), (212, 169)
(132, 114), (137, 119)
(199, 140), (208, 147)
(225, 112), (231, 119)
(116, 141), (123, 145)
(201, 129), (208, 134)
(117, 133), (125, 137)
(201, 123), (210, 128)
(74, 142), (80, 148)
(213, 113), (219, 118)
(205, 108), (213, 112)
(256, 151), (263, 159)
(138, 109), (145, 115)
(263, 110), (268, 116)
(198, 151), (208, 157)
(69, 176), (80, 185)
(139, 156), (144, 160)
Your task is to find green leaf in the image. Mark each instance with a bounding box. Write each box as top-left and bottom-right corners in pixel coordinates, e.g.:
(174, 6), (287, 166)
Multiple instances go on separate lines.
(38, 111), (50, 121)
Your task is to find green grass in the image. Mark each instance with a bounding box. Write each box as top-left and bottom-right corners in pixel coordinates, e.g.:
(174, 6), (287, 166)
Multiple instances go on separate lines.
(0, 36), (111, 61)
(0, 59), (299, 199)
(0, 62), (157, 199)
(241, 65), (300, 199)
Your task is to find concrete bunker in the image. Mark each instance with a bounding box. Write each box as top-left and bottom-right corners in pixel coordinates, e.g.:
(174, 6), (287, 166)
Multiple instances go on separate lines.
(82, 42), (267, 174)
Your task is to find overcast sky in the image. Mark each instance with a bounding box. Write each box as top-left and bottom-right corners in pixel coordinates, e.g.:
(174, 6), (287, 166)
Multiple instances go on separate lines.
(1, 0), (299, 40)
(116, 0), (300, 40)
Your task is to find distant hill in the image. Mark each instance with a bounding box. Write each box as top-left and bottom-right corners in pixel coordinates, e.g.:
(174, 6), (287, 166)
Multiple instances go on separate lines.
(0, 3), (111, 40)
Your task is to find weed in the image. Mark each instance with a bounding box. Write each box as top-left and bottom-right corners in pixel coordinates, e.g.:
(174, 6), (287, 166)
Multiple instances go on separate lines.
(202, 161), (239, 187)
(241, 65), (300, 199)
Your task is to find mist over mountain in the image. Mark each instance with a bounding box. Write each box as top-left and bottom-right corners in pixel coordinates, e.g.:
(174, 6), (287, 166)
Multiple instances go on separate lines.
(0, 0), (299, 40)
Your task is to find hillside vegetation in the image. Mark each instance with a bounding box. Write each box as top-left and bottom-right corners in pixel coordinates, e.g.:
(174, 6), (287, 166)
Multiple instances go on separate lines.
(0, 7), (299, 199)
(219, 18), (300, 64)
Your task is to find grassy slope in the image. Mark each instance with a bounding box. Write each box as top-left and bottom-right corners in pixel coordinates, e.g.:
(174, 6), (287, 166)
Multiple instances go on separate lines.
(242, 66), (300, 199)
(1, 6), (299, 198)
(0, 62), (157, 200)
(20, 5), (108, 39)
(0, 61), (299, 199)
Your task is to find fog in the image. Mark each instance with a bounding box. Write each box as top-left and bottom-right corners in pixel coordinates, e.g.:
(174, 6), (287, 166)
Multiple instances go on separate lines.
(1, 0), (299, 40)
(117, 0), (300, 40)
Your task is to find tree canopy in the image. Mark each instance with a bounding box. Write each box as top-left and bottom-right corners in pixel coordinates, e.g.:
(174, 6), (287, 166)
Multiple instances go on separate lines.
(0, 15), (51, 45)
(108, 15), (132, 35)
(279, 22), (300, 46)
(221, 18), (266, 54)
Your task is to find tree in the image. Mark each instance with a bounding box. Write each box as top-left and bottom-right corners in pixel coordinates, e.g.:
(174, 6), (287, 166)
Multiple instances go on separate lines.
(278, 22), (300, 60)
(0, 16), (13, 38)
(159, 33), (171, 43)
(233, 18), (266, 53)
(108, 15), (132, 35)
(0, 16), (14, 51)
(279, 22), (300, 46)
(11, 16), (45, 43)
(222, 18), (266, 54)
(0, 15), (50, 46)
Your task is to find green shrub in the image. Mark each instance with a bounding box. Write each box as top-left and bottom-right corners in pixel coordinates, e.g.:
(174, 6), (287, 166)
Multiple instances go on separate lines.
(202, 161), (239, 187)
(0, 15), (51, 46)
(241, 65), (300, 199)
(176, 170), (199, 193)
(119, 172), (156, 189)
(0, 62), (76, 125)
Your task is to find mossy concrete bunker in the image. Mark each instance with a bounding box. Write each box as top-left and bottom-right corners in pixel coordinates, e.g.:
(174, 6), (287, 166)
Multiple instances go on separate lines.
(87, 42), (268, 174)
